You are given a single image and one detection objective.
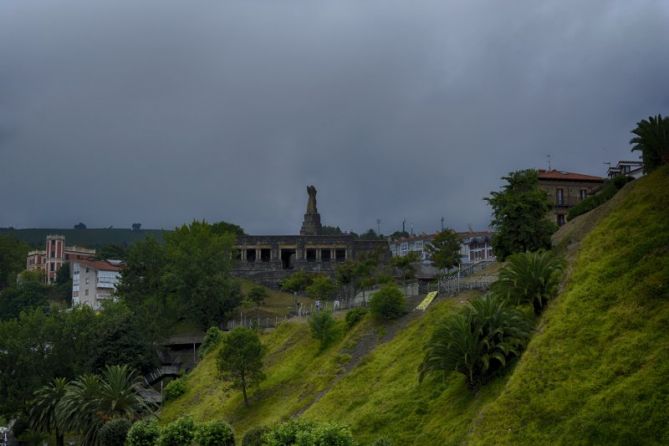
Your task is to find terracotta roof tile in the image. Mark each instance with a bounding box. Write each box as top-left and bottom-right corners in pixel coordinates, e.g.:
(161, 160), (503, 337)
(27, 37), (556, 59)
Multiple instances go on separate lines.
(537, 169), (604, 182)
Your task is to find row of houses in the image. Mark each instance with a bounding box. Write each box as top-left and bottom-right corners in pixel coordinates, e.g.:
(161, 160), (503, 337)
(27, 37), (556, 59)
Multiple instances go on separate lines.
(388, 231), (496, 264)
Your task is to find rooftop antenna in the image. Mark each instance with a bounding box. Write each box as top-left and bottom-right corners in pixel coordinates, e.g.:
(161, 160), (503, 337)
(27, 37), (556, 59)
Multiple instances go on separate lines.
(547, 154), (552, 170)
(440, 216), (444, 232)
(402, 218), (406, 233)
(376, 218), (381, 235)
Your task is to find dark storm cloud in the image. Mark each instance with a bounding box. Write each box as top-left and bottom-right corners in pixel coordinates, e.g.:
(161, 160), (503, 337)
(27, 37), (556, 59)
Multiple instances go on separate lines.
(1, 0), (668, 234)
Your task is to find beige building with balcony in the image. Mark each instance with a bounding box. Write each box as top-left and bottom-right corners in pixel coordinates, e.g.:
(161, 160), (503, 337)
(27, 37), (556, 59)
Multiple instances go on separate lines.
(537, 169), (605, 226)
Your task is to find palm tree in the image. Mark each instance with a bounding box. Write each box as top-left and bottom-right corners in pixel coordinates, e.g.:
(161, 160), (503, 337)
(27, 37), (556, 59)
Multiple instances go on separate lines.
(492, 251), (564, 315)
(630, 114), (669, 173)
(59, 366), (154, 446)
(29, 377), (69, 446)
(419, 294), (532, 389)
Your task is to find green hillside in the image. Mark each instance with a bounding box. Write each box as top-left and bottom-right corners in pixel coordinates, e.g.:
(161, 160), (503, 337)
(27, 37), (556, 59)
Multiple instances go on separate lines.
(0, 228), (166, 248)
(467, 166), (669, 445)
(162, 166), (669, 445)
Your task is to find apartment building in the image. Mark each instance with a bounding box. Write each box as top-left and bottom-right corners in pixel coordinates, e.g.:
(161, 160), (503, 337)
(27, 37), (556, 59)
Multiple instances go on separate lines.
(72, 259), (123, 310)
(537, 169), (605, 227)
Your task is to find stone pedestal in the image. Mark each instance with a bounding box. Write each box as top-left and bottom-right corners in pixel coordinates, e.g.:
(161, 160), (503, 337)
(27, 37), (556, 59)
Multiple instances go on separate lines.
(300, 213), (322, 236)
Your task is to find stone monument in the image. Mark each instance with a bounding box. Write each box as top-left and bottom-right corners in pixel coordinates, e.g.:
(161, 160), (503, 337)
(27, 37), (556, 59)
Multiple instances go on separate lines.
(300, 185), (322, 236)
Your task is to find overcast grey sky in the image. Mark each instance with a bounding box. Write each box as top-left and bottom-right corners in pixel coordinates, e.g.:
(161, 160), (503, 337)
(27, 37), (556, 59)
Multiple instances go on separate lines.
(1, 0), (668, 235)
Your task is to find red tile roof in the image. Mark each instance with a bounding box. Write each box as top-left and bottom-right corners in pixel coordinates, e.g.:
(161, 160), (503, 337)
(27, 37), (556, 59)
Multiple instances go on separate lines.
(537, 169), (604, 182)
(76, 259), (124, 272)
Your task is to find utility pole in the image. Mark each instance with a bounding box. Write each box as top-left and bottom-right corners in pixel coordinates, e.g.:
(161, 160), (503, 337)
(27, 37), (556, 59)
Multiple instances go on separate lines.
(440, 216), (444, 232)
(376, 218), (381, 235)
(402, 219), (406, 233)
(547, 154), (552, 170)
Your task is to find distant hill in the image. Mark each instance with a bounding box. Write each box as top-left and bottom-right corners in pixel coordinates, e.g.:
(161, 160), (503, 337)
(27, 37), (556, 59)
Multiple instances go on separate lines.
(0, 228), (167, 248)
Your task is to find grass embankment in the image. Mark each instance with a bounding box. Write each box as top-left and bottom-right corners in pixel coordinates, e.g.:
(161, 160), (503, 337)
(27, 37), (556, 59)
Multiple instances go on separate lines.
(468, 166), (669, 445)
(239, 280), (312, 318)
(161, 292), (489, 443)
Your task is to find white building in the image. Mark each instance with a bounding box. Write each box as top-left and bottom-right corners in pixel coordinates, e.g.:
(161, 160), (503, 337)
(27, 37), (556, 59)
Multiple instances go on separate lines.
(388, 231), (496, 265)
(607, 160), (644, 179)
(72, 259), (123, 310)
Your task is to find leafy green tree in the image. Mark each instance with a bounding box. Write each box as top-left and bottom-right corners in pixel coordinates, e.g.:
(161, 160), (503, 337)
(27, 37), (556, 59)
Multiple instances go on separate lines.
(198, 327), (223, 358)
(0, 280), (49, 320)
(335, 260), (357, 303)
(485, 170), (556, 260)
(0, 234), (29, 291)
(126, 419), (161, 446)
(248, 285), (268, 309)
(306, 275), (337, 301)
(159, 417), (195, 446)
(369, 284), (406, 320)
(95, 244), (129, 261)
(163, 378), (186, 402)
(320, 225), (343, 235)
(99, 419), (132, 446)
(345, 307), (367, 329)
(280, 271), (314, 294)
(391, 252), (420, 286)
(217, 328), (266, 407)
(630, 114), (669, 173)
(419, 294), (532, 390)
(194, 420), (235, 446)
(28, 377), (69, 446)
(211, 221), (245, 237)
(309, 311), (338, 350)
(492, 251), (564, 315)
(162, 221), (242, 330)
(427, 229), (461, 271)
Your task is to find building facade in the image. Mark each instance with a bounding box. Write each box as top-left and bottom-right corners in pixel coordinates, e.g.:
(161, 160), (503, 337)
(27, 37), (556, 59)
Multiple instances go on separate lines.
(232, 186), (389, 285)
(537, 169), (605, 227)
(72, 259), (123, 310)
(26, 235), (96, 283)
(607, 160), (644, 179)
(388, 231), (496, 265)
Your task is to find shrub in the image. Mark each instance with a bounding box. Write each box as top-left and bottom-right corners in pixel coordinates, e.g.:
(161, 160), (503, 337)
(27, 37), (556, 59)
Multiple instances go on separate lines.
(159, 417), (195, 446)
(369, 284), (406, 320)
(370, 438), (393, 446)
(99, 419), (132, 446)
(492, 251), (564, 315)
(309, 311), (338, 350)
(262, 420), (354, 446)
(194, 420), (235, 446)
(345, 307), (367, 329)
(126, 419), (161, 446)
(242, 426), (269, 446)
(567, 175), (633, 221)
(163, 378), (186, 401)
(419, 294), (532, 390)
(198, 326), (222, 358)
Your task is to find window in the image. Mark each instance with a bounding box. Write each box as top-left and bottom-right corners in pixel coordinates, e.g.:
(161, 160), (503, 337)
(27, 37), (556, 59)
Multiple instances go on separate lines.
(557, 214), (566, 226)
(246, 249), (256, 262)
(335, 249), (346, 261)
(580, 189), (587, 201)
(556, 188), (564, 205)
(260, 249), (271, 262)
(50, 263), (55, 272)
(306, 249), (317, 262)
(85, 289), (89, 296)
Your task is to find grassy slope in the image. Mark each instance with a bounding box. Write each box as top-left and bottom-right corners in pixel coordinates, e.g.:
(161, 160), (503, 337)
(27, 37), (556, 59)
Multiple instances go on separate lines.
(161, 292), (485, 443)
(468, 166), (669, 445)
(162, 167), (669, 445)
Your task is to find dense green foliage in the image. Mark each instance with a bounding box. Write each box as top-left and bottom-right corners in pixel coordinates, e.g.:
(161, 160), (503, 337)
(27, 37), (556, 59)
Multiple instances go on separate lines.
(0, 304), (154, 418)
(198, 327), (223, 358)
(306, 275), (337, 301)
(491, 251), (564, 315)
(281, 271), (315, 294)
(164, 378), (186, 402)
(485, 169), (556, 260)
(369, 284), (406, 320)
(217, 328), (266, 407)
(126, 419), (161, 446)
(159, 417), (195, 446)
(630, 114), (669, 172)
(118, 221), (243, 331)
(308, 311), (338, 350)
(426, 229), (461, 270)
(194, 420), (235, 446)
(390, 252), (420, 285)
(261, 419), (355, 446)
(99, 418), (132, 446)
(567, 175), (633, 220)
(0, 234), (29, 290)
(242, 426), (269, 446)
(248, 285), (269, 308)
(344, 307), (367, 329)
